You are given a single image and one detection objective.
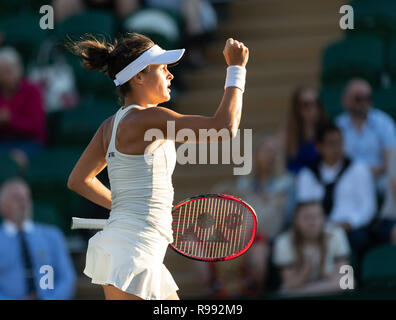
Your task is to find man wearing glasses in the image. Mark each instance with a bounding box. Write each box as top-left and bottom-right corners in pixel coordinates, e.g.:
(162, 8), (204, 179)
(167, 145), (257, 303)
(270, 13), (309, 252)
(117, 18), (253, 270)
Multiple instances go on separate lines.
(336, 78), (396, 190)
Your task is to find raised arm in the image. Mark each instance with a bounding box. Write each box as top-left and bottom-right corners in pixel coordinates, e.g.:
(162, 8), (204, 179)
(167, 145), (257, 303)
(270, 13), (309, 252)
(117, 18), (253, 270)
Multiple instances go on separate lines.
(141, 38), (249, 143)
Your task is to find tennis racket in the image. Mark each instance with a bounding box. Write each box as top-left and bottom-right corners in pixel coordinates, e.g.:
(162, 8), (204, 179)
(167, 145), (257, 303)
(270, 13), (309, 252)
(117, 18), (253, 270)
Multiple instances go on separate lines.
(71, 193), (257, 262)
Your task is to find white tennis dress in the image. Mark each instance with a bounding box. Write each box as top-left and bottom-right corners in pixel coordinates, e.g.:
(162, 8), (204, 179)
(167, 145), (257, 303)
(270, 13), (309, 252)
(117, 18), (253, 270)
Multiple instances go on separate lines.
(83, 104), (179, 300)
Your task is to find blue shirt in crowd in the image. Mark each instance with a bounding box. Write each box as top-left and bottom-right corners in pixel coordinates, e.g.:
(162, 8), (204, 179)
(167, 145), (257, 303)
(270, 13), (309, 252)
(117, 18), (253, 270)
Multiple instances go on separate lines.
(336, 108), (396, 169)
(0, 220), (76, 300)
(287, 141), (319, 174)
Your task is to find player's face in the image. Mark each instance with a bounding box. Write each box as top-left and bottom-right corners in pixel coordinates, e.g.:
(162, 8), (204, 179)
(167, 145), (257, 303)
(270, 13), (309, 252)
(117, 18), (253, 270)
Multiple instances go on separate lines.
(142, 64), (174, 104)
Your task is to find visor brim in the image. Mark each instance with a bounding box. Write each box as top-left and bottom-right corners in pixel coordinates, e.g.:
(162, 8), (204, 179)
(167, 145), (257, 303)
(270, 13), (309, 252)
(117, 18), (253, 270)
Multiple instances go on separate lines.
(151, 48), (185, 66)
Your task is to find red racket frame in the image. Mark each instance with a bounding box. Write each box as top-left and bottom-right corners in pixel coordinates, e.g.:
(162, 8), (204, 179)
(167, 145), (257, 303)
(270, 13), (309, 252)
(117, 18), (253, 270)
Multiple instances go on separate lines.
(169, 194), (257, 262)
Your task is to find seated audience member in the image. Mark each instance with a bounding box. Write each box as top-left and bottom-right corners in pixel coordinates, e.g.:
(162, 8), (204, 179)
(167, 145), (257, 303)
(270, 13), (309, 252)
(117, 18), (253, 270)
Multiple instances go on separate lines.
(373, 147), (396, 244)
(296, 123), (376, 255)
(283, 86), (328, 174)
(198, 135), (293, 297)
(213, 134), (294, 240)
(0, 178), (76, 300)
(273, 202), (350, 297)
(53, 0), (140, 22)
(0, 47), (46, 160)
(336, 78), (396, 189)
(145, 0), (218, 69)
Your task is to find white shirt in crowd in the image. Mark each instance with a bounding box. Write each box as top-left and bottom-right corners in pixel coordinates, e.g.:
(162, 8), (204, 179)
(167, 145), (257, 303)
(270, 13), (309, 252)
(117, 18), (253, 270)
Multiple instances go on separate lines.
(273, 224), (350, 281)
(381, 147), (396, 219)
(296, 160), (377, 229)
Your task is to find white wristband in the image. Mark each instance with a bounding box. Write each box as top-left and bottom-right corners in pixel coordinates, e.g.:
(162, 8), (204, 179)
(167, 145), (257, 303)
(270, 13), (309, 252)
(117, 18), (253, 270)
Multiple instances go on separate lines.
(224, 65), (247, 93)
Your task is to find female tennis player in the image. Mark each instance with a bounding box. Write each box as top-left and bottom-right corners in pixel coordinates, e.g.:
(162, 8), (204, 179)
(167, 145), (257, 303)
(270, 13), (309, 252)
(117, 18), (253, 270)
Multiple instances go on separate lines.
(67, 32), (249, 300)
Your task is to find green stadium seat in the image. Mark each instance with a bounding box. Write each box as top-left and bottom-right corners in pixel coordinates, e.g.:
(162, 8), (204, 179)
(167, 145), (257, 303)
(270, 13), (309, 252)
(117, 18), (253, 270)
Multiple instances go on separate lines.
(123, 8), (183, 49)
(0, 11), (51, 62)
(321, 35), (385, 87)
(55, 10), (116, 98)
(0, 157), (20, 186)
(387, 38), (396, 82)
(59, 98), (119, 146)
(320, 84), (345, 119)
(64, 52), (115, 98)
(349, 0), (396, 37)
(55, 10), (115, 41)
(362, 244), (396, 289)
(27, 147), (83, 188)
(54, 10), (116, 98)
(33, 202), (64, 230)
(373, 86), (396, 120)
(26, 147), (85, 234)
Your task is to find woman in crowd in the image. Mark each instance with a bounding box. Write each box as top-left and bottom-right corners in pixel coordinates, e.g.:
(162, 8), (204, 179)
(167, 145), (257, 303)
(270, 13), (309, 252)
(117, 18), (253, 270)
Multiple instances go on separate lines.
(273, 201), (350, 296)
(282, 86), (328, 174)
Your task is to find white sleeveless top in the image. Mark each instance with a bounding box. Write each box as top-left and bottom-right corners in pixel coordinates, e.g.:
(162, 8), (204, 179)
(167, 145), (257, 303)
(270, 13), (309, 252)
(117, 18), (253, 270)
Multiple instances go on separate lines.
(105, 104), (177, 243)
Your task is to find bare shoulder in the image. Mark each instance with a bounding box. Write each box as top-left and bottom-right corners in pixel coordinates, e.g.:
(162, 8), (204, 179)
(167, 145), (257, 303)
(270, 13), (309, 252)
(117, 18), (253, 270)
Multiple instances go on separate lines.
(101, 115), (115, 151)
(122, 106), (180, 129)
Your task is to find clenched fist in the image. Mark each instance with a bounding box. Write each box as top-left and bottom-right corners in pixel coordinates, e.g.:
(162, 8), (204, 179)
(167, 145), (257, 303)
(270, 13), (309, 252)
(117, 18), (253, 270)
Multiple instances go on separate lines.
(223, 38), (249, 67)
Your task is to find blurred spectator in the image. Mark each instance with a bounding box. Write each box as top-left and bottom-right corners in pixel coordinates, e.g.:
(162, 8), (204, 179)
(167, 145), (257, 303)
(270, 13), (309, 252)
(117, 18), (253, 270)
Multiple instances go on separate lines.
(336, 78), (396, 189)
(373, 147), (396, 244)
(53, 0), (140, 22)
(0, 47), (47, 162)
(0, 178), (76, 300)
(273, 202), (350, 297)
(283, 86), (328, 174)
(28, 42), (79, 113)
(145, 0), (218, 69)
(213, 134), (294, 241)
(199, 135), (293, 297)
(296, 123), (376, 256)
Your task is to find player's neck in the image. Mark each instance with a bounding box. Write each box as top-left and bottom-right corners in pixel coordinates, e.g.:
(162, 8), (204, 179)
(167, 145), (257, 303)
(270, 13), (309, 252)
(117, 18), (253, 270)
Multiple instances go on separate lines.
(124, 94), (157, 109)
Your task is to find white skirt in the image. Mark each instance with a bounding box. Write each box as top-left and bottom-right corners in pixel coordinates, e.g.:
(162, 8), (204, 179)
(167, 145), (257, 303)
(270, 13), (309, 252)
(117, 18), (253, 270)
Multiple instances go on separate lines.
(83, 219), (179, 300)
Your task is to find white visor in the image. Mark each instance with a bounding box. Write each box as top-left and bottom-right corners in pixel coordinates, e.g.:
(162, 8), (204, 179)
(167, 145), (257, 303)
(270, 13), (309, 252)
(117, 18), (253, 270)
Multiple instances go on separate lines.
(113, 45), (185, 86)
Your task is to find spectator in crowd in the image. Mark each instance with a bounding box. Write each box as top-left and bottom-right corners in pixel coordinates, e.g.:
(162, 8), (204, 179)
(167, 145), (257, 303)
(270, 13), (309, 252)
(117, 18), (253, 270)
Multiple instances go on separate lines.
(0, 47), (47, 162)
(283, 86), (328, 174)
(0, 178), (76, 300)
(145, 0), (218, 69)
(373, 147), (396, 244)
(296, 123), (376, 256)
(336, 78), (396, 189)
(213, 134), (294, 240)
(273, 202), (350, 296)
(53, 0), (140, 22)
(199, 135), (293, 297)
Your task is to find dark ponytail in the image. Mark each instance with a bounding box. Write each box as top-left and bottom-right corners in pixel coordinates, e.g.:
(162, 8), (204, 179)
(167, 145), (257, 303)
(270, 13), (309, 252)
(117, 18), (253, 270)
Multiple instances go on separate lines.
(67, 33), (155, 100)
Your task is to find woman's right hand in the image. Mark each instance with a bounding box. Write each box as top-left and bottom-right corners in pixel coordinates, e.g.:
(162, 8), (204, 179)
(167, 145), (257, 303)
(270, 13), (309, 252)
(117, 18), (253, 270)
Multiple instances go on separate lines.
(223, 38), (249, 67)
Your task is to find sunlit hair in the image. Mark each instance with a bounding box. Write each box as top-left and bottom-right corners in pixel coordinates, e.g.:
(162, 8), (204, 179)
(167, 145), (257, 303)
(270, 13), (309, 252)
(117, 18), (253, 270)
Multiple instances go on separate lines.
(291, 201), (327, 276)
(285, 86), (328, 158)
(66, 32), (155, 104)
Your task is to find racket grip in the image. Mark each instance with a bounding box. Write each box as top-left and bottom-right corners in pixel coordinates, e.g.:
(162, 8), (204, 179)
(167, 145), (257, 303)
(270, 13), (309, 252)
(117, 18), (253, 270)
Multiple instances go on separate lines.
(71, 217), (108, 230)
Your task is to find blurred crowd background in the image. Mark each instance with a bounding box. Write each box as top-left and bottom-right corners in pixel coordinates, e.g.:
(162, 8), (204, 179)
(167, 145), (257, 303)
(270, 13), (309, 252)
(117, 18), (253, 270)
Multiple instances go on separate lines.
(1, 0), (396, 300)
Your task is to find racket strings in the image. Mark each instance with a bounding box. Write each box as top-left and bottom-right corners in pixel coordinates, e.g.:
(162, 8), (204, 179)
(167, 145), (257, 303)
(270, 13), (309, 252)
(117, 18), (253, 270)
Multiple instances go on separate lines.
(171, 197), (255, 260)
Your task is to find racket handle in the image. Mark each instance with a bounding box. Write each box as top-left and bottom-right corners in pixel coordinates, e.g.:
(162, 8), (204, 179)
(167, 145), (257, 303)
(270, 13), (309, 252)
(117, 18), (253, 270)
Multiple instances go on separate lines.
(71, 217), (108, 230)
